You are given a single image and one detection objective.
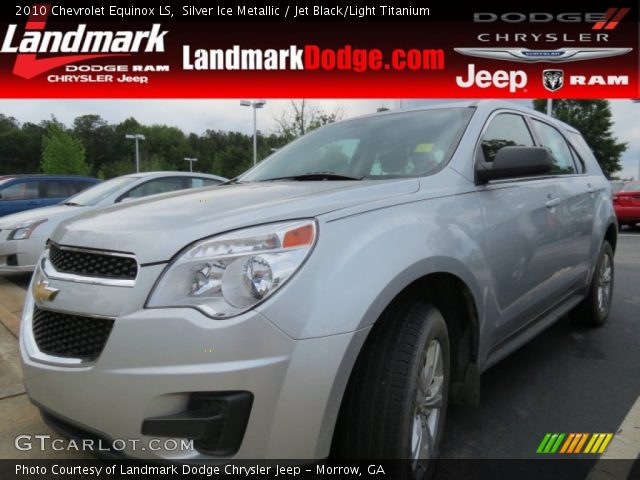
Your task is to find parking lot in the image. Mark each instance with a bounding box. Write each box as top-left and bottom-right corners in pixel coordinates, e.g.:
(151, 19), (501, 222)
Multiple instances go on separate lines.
(0, 230), (639, 461)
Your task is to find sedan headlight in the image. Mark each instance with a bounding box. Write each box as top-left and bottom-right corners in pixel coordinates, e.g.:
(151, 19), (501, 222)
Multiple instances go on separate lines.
(147, 220), (317, 319)
(7, 219), (47, 240)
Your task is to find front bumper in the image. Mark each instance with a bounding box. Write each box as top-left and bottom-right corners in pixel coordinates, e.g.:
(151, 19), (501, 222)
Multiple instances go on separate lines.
(20, 263), (362, 460)
(0, 232), (42, 273)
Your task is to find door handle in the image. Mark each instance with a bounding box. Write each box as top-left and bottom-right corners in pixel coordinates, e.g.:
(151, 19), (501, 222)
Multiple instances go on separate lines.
(587, 183), (596, 194)
(545, 197), (561, 209)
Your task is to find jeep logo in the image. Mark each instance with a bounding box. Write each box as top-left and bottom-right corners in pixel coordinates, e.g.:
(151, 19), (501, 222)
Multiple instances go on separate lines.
(456, 64), (528, 93)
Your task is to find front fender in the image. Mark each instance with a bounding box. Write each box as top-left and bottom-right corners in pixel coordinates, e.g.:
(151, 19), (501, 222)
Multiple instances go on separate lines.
(256, 194), (490, 340)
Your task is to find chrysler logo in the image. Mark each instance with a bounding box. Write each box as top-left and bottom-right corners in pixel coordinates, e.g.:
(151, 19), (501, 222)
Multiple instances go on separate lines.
(32, 279), (59, 303)
(454, 47), (632, 63)
(543, 70), (564, 91)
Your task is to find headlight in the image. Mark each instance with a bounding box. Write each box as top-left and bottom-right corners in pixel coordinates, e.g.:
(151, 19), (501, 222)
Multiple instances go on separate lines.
(147, 220), (317, 319)
(7, 219), (47, 240)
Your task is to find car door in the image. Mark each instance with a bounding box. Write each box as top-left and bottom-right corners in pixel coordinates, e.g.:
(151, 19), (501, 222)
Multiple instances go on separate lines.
(475, 111), (566, 345)
(0, 179), (42, 216)
(529, 118), (593, 289)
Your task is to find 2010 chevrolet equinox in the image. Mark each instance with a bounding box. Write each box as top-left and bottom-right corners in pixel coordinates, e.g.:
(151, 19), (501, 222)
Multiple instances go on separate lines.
(20, 101), (616, 477)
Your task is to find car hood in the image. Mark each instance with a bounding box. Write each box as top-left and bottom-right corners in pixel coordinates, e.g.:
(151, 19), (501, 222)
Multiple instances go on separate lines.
(0, 204), (90, 228)
(53, 180), (419, 263)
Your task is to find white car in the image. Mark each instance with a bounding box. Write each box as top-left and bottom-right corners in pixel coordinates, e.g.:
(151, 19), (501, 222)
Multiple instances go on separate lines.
(0, 171), (226, 273)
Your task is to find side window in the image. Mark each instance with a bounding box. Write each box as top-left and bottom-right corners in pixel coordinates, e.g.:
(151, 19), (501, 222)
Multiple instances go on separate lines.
(531, 120), (576, 175)
(122, 177), (185, 200)
(480, 113), (534, 162)
(192, 178), (221, 188)
(569, 146), (585, 174)
(44, 180), (74, 198)
(74, 181), (97, 193)
(0, 181), (39, 200)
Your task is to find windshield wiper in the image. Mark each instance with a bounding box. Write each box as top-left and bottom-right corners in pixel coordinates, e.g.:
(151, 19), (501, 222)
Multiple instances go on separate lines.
(63, 201), (82, 206)
(260, 172), (363, 182)
(220, 177), (249, 185)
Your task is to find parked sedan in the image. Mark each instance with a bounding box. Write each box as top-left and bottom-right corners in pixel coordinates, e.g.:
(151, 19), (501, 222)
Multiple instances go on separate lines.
(0, 175), (99, 217)
(613, 181), (640, 228)
(0, 171), (225, 273)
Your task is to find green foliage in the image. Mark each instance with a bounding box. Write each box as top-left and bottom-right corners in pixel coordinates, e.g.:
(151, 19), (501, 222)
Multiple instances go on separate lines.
(0, 114), (44, 174)
(532, 99), (627, 178)
(40, 122), (90, 175)
(274, 100), (341, 141)
(1, 100), (345, 180)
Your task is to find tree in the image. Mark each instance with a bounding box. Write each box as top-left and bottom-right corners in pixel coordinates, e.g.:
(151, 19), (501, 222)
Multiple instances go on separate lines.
(532, 99), (626, 177)
(274, 100), (342, 141)
(41, 122), (89, 175)
(72, 115), (115, 176)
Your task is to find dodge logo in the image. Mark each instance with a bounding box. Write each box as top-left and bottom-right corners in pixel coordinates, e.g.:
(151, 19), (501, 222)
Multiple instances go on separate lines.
(543, 69), (564, 92)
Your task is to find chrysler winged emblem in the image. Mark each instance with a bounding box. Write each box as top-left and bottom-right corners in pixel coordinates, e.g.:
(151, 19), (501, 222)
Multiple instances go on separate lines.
(543, 70), (564, 92)
(454, 47), (632, 63)
(33, 278), (59, 303)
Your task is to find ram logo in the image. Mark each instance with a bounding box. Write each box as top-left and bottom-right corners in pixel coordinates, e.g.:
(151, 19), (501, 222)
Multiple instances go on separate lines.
(543, 69), (564, 92)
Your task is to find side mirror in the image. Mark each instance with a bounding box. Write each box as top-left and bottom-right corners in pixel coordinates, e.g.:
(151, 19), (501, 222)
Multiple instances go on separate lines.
(476, 146), (553, 184)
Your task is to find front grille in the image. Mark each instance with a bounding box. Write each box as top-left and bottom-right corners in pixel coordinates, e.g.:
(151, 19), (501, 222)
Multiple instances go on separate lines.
(49, 243), (137, 280)
(32, 307), (114, 360)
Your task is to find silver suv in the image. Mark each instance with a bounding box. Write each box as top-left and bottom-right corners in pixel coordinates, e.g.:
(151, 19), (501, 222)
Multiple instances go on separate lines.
(20, 101), (616, 475)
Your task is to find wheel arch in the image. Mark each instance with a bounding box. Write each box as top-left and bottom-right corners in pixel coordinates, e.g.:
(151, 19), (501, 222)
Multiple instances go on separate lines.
(324, 265), (483, 457)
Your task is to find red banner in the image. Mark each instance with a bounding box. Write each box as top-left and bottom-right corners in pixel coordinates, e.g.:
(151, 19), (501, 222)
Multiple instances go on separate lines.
(0, 3), (637, 98)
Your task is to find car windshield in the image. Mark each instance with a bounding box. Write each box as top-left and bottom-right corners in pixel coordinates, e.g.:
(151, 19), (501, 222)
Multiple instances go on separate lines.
(64, 176), (138, 206)
(240, 108), (474, 182)
(621, 183), (640, 192)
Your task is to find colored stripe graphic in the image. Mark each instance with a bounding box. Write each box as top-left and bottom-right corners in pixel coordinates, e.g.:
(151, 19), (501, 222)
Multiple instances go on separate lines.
(560, 433), (575, 453)
(568, 433), (584, 453)
(604, 7), (631, 30)
(538, 433), (614, 454)
(574, 433), (589, 453)
(537, 433), (565, 453)
(537, 433), (552, 453)
(593, 8), (618, 30)
(597, 433), (613, 453)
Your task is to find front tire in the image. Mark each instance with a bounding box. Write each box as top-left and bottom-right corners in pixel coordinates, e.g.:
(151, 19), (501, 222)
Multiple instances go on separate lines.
(332, 301), (450, 479)
(573, 241), (614, 326)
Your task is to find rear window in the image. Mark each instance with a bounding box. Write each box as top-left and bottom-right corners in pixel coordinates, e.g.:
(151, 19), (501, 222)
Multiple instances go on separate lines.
(621, 183), (640, 192)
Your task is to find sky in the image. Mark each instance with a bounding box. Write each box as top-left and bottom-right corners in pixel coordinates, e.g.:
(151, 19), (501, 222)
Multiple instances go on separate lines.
(0, 98), (638, 179)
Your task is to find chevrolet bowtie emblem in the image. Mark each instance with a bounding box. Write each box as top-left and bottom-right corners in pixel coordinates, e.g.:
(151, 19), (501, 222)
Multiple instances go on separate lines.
(33, 279), (59, 303)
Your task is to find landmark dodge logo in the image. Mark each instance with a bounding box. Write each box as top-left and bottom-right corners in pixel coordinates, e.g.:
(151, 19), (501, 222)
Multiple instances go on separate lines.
(1, 8), (167, 79)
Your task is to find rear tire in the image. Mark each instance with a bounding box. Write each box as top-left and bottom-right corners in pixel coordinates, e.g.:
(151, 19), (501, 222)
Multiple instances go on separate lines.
(573, 241), (614, 327)
(332, 300), (450, 480)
